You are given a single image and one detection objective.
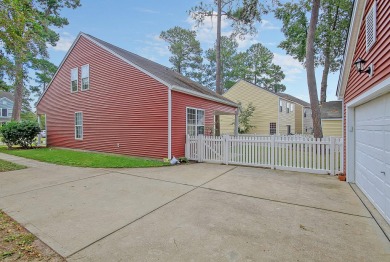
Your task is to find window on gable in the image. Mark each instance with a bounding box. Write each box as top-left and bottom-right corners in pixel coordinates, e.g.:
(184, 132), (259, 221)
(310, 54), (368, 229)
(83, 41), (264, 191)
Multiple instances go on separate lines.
(366, 2), (376, 52)
(81, 65), (90, 91)
(187, 108), (205, 136)
(71, 68), (78, 92)
(75, 112), (83, 139)
(270, 122), (276, 135)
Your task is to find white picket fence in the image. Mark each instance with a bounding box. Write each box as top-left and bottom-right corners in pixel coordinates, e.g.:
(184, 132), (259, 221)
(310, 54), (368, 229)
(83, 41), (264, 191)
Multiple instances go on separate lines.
(185, 135), (343, 175)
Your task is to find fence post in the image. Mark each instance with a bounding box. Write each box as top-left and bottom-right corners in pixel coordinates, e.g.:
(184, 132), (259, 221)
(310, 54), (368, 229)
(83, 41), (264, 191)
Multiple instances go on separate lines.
(329, 136), (335, 175)
(185, 135), (189, 158)
(223, 135), (229, 165)
(197, 135), (203, 162)
(271, 135), (275, 169)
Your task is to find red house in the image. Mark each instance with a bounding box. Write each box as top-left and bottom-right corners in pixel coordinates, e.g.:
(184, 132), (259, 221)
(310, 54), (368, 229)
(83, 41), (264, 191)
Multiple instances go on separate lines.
(337, 0), (390, 224)
(36, 33), (238, 159)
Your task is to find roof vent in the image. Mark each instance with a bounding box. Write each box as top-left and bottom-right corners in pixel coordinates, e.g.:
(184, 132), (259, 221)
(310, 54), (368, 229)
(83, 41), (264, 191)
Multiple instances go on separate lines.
(366, 2), (376, 52)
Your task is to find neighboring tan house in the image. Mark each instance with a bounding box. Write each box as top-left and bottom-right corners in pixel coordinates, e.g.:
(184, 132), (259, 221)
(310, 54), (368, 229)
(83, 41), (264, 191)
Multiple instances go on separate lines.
(36, 32), (238, 159)
(0, 91), (14, 125)
(337, 0), (390, 224)
(320, 101), (342, 137)
(220, 80), (310, 135)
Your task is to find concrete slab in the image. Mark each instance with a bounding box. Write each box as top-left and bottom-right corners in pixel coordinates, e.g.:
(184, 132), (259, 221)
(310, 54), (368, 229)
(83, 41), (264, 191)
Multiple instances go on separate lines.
(0, 172), (193, 257)
(110, 163), (235, 186)
(68, 188), (390, 262)
(203, 166), (371, 217)
(0, 166), (109, 198)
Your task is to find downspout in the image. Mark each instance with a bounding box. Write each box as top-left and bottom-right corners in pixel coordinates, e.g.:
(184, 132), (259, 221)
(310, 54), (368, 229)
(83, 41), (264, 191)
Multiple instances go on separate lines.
(168, 86), (172, 159)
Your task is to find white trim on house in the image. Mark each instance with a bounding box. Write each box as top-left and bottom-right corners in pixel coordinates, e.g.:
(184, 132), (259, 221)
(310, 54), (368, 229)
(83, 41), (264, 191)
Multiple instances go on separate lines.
(81, 64), (90, 91)
(336, 0), (367, 99)
(71, 67), (78, 93)
(168, 87), (172, 159)
(0, 97), (13, 104)
(321, 118), (342, 121)
(185, 107), (205, 137)
(345, 76), (390, 182)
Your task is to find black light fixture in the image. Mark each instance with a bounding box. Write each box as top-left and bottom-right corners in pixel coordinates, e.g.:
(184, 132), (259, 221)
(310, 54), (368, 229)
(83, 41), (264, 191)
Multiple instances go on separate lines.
(354, 57), (371, 75)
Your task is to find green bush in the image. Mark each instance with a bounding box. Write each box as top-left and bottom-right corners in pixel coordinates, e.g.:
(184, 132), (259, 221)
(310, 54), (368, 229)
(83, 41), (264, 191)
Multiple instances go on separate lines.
(1, 121), (41, 149)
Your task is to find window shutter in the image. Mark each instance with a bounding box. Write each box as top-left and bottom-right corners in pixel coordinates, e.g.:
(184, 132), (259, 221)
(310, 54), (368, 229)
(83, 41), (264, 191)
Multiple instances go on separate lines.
(366, 2), (376, 52)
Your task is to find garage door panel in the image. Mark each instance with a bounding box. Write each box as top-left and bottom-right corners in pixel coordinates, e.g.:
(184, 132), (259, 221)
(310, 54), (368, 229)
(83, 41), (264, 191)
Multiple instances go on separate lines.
(355, 92), (389, 224)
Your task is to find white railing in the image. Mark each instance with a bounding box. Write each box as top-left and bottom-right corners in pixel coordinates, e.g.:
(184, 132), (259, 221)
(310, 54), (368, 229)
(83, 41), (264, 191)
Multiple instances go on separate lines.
(186, 135), (343, 175)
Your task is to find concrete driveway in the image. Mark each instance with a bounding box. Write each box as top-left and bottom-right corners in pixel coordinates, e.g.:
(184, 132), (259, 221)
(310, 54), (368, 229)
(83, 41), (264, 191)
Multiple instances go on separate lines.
(0, 153), (389, 261)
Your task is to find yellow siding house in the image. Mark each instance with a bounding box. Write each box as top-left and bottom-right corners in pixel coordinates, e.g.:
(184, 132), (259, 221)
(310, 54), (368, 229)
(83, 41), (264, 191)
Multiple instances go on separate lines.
(220, 80), (310, 135)
(320, 101), (343, 137)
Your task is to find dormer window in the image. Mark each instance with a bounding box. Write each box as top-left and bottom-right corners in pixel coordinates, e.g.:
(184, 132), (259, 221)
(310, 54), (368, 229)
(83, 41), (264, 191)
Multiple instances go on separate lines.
(366, 1), (376, 52)
(71, 68), (78, 92)
(81, 65), (90, 91)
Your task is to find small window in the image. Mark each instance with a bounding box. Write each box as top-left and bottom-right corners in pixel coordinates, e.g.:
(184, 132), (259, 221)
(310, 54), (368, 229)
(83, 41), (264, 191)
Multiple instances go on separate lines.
(304, 109), (307, 118)
(270, 122), (276, 135)
(366, 2), (376, 52)
(75, 112), (83, 139)
(186, 108), (205, 136)
(1, 108), (7, 117)
(71, 68), (78, 92)
(286, 103), (290, 113)
(81, 65), (90, 91)
(279, 101), (283, 112)
(287, 125), (291, 135)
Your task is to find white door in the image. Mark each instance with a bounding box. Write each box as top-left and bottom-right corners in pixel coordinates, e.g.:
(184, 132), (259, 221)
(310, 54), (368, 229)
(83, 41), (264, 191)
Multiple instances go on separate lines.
(355, 92), (390, 224)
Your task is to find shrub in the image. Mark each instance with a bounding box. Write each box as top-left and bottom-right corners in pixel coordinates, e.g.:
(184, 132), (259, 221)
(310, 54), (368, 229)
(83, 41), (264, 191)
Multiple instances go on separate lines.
(1, 121), (41, 149)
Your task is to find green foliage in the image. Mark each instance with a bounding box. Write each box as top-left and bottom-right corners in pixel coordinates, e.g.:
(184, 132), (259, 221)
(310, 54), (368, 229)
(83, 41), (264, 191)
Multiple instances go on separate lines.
(0, 147), (169, 168)
(1, 121), (40, 149)
(0, 0), (81, 120)
(0, 159), (26, 172)
(30, 58), (58, 97)
(236, 102), (256, 134)
(160, 27), (203, 82)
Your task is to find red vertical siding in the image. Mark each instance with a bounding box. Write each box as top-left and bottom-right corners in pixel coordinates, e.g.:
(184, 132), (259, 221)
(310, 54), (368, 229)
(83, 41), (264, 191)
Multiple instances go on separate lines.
(343, 0), (390, 172)
(171, 91), (236, 157)
(37, 36), (168, 159)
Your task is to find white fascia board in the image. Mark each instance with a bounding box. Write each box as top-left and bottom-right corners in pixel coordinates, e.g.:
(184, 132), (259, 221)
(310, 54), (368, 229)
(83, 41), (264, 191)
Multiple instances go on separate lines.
(336, 0), (367, 99)
(171, 85), (238, 108)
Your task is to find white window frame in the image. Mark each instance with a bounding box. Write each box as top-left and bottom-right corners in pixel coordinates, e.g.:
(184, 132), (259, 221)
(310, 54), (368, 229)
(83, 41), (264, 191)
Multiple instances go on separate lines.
(81, 64), (90, 91)
(366, 1), (376, 52)
(0, 108), (7, 117)
(279, 100), (283, 112)
(286, 102), (290, 113)
(75, 112), (83, 140)
(186, 107), (205, 136)
(291, 103), (294, 112)
(71, 68), (78, 93)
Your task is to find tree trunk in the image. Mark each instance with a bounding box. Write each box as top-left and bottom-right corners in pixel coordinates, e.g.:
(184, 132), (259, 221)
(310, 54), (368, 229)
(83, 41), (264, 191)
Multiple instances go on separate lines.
(320, 50), (330, 103)
(215, 0), (222, 136)
(12, 58), (23, 121)
(306, 0), (323, 138)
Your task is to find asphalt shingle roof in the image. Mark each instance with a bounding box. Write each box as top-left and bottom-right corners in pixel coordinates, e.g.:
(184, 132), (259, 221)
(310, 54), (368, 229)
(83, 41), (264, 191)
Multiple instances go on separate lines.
(0, 91), (14, 101)
(320, 101), (342, 119)
(85, 34), (235, 105)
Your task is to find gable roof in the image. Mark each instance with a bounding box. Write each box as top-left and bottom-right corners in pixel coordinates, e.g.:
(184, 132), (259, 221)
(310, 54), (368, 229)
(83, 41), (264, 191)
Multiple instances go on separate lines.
(320, 101), (342, 119)
(236, 80), (310, 106)
(336, 0), (365, 98)
(0, 91), (14, 102)
(36, 32), (237, 108)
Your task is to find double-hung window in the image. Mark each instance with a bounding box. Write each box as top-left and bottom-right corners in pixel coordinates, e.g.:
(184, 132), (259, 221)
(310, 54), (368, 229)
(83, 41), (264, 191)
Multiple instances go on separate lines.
(71, 68), (78, 92)
(1, 108), (7, 117)
(75, 112), (83, 139)
(286, 103), (290, 113)
(270, 122), (276, 135)
(279, 100), (283, 112)
(81, 65), (90, 91)
(186, 108), (205, 136)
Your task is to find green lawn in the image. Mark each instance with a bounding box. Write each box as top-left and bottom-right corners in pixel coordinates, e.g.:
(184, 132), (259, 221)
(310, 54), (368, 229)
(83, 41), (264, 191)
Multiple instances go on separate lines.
(0, 159), (26, 172)
(0, 147), (169, 168)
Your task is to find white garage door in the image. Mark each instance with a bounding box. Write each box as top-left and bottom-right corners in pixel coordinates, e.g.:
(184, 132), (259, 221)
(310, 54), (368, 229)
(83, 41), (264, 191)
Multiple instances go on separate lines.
(355, 92), (390, 224)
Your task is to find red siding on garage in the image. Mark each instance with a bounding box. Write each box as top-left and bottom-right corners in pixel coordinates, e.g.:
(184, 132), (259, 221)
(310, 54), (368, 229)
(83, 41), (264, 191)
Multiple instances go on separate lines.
(37, 36), (169, 158)
(342, 0), (390, 172)
(171, 91), (237, 157)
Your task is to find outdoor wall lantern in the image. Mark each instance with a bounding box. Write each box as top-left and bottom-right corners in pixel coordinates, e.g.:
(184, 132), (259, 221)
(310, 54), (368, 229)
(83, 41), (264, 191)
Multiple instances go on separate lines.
(354, 58), (373, 76)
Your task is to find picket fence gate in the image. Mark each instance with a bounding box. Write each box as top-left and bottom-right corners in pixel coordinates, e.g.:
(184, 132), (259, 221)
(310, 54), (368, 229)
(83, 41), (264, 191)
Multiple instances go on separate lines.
(185, 135), (343, 175)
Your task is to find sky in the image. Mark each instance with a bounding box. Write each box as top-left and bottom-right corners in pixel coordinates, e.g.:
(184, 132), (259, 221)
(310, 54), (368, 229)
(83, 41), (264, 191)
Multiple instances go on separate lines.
(46, 0), (341, 104)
